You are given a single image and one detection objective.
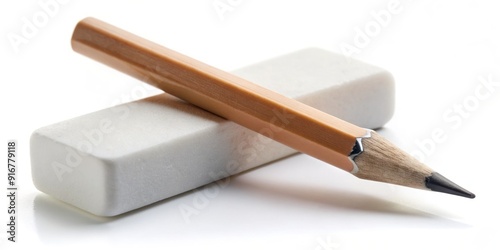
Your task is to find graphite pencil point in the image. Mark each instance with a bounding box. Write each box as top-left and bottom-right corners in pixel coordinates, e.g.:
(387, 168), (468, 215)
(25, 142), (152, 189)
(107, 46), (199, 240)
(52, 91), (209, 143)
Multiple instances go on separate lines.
(425, 172), (475, 199)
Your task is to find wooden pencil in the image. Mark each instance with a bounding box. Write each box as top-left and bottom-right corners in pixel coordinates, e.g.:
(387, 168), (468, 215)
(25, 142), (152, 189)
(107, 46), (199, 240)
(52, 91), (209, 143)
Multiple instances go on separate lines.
(71, 17), (475, 198)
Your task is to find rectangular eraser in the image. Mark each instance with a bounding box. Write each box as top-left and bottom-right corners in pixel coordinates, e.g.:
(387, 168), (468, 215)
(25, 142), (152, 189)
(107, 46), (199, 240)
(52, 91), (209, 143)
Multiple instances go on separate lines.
(31, 48), (395, 216)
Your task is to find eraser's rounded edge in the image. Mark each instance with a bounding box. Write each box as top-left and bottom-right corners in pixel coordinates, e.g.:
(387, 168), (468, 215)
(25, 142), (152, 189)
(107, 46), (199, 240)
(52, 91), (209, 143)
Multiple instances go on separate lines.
(30, 129), (45, 193)
(378, 69), (396, 128)
(355, 69), (396, 130)
(30, 128), (118, 217)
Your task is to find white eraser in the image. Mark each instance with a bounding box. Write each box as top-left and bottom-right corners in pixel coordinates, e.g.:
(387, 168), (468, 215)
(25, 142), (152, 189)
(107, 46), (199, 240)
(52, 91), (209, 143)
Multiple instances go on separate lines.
(31, 48), (394, 216)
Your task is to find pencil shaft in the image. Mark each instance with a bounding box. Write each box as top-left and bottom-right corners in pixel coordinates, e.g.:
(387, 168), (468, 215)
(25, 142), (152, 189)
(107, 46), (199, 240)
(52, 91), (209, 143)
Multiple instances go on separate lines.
(71, 17), (367, 172)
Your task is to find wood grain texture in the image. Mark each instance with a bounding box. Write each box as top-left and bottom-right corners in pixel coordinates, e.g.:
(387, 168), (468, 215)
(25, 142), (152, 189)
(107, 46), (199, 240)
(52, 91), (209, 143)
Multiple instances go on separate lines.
(71, 17), (367, 172)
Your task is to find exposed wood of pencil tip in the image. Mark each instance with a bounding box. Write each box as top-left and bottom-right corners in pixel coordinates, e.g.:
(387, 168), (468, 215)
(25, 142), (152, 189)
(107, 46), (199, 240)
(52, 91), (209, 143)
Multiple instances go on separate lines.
(354, 132), (475, 199)
(354, 132), (433, 189)
(70, 17), (367, 172)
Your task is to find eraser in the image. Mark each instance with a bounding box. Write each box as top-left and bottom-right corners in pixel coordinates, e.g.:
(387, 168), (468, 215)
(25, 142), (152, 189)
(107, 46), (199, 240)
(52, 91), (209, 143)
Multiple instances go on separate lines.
(31, 48), (395, 216)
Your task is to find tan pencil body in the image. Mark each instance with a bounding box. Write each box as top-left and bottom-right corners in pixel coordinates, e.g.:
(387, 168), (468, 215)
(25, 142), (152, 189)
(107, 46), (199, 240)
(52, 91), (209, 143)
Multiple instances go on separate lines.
(71, 17), (366, 172)
(71, 17), (475, 198)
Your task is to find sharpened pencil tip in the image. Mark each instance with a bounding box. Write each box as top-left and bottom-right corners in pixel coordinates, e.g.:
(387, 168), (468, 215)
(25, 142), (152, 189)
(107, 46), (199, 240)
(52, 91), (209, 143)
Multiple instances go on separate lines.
(425, 172), (475, 199)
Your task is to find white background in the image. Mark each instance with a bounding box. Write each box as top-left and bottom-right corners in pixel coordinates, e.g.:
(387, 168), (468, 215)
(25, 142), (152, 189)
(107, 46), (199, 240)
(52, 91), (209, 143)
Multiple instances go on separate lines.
(1, 0), (500, 249)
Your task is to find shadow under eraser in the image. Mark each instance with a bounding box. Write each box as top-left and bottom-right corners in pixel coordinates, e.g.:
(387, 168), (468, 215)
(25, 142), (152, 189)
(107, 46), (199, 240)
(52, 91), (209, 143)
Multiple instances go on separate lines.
(30, 48), (395, 216)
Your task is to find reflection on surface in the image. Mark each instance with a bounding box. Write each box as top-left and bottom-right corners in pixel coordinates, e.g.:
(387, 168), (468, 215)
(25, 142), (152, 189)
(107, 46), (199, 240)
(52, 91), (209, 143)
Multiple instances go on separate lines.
(33, 195), (112, 244)
(33, 165), (470, 245)
(33, 190), (198, 244)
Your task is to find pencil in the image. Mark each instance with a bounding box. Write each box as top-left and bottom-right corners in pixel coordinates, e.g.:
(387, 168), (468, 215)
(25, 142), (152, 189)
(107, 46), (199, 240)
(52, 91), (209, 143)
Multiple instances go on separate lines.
(71, 17), (475, 199)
